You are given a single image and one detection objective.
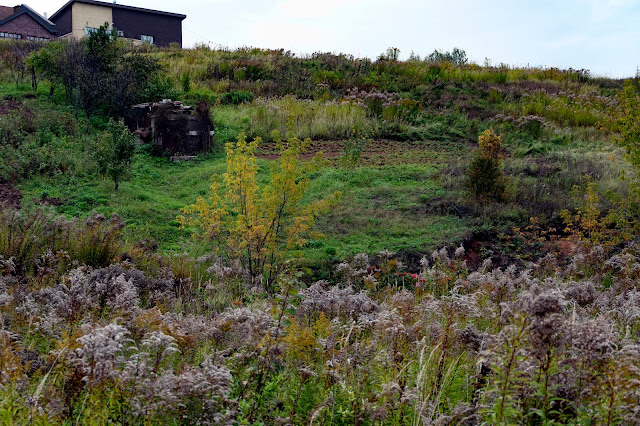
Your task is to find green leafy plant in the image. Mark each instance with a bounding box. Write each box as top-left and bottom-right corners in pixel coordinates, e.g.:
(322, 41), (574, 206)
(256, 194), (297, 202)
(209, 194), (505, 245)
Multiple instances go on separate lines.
(180, 70), (191, 94)
(92, 118), (136, 191)
(221, 90), (254, 105)
(340, 136), (368, 168)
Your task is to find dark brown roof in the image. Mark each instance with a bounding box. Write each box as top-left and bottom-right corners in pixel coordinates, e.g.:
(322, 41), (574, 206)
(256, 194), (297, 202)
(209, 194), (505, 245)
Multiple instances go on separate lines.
(50, 0), (186, 21)
(0, 6), (15, 21)
(0, 4), (57, 33)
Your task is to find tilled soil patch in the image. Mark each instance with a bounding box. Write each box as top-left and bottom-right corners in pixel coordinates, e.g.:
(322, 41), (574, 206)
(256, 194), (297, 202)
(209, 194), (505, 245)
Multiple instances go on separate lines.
(256, 139), (469, 166)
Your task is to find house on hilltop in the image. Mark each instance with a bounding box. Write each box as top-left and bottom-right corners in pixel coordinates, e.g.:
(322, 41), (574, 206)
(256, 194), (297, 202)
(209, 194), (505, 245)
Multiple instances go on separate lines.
(0, 4), (57, 41)
(50, 0), (186, 47)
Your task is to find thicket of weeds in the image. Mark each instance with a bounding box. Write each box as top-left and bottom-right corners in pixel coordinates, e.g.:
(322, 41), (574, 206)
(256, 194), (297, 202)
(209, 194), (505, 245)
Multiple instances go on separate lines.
(149, 45), (623, 147)
(151, 47), (615, 98)
(0, 98), (86, 183)
(2, 207), (640, 424)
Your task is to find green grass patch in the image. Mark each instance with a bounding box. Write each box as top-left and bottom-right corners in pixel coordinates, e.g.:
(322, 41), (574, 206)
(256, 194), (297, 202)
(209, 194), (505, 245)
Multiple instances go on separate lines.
(20, 156), (468, 260)
(20, 152), (227, 251)
(302, 165), (467, 263)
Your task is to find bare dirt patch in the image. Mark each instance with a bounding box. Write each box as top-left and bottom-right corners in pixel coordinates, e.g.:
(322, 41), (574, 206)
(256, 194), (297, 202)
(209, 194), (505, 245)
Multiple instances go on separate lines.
(0, 98), (22, 115)
(34, 195), (64, 207)
(0, 179), (22, 210)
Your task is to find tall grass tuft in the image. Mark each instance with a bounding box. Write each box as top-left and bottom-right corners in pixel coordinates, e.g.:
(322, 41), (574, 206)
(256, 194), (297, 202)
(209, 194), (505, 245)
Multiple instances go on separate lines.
(249, 96), (376, 141)
(0, 209), (124, 275)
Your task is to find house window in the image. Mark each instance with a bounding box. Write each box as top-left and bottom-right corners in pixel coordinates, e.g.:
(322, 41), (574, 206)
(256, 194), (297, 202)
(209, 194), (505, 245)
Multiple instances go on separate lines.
(27, 36), (48, 41)
(141, 35), (154, 45)
(0, 32), (22, 39)
(84, 27), (97, 36)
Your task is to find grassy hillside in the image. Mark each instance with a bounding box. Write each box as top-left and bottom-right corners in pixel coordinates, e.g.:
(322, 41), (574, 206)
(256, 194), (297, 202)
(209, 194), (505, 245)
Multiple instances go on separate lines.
(3, 41), (640, 424)
(1, 46), (628, 266)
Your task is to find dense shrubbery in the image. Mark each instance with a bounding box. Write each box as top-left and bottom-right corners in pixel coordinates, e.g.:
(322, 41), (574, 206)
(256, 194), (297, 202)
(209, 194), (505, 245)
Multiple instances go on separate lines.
(29, 25), (167, 120)
(157, 47), (616, 100)
(220, 90), (254, 105)
(167, 46), (623, 150)
(516, 90), (620, 130)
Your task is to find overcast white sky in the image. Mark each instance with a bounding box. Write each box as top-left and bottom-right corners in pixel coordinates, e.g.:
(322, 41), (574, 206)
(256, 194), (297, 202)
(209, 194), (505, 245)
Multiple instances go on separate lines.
(25, 0), (640, 77)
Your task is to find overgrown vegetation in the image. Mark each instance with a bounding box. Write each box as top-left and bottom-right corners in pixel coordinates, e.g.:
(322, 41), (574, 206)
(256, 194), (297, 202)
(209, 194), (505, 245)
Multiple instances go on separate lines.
(1, 38), (639, 423)
(3, 214), (640, 423)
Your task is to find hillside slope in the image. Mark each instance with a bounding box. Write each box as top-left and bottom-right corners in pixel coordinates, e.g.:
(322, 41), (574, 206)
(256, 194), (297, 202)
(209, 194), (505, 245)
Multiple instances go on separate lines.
(2, 43), (640, 424)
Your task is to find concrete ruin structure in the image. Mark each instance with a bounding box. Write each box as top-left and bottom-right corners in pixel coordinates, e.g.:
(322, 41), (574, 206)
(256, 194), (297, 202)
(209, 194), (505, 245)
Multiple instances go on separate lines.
(132, 100), (214, 157)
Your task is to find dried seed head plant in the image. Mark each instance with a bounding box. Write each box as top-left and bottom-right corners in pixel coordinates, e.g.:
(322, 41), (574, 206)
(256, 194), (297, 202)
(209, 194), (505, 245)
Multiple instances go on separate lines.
(3, 220), (640, 424)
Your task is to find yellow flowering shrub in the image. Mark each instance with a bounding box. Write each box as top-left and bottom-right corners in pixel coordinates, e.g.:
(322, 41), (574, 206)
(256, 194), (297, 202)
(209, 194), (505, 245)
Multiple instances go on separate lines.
(179, 132), (341, 290)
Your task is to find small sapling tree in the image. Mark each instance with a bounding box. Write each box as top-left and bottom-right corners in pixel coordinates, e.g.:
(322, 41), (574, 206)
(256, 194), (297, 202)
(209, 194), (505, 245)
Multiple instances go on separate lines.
(25, 41), (61, 94)
(179, 132), (341, 291)
(93, 119), (136, 191)
(467, 129), (507, 202)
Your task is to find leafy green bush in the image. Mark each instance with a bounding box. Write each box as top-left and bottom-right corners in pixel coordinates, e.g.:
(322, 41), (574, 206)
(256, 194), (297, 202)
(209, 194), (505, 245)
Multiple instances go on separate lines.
(180, 70), (191, 93)
(0, 105), (85, 182)
(188, 89), (217, 105)
(139, 74), (179, 102)
(340, 136), (368, 168)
